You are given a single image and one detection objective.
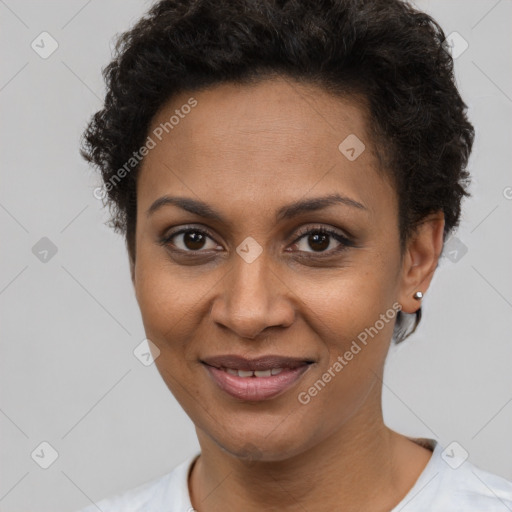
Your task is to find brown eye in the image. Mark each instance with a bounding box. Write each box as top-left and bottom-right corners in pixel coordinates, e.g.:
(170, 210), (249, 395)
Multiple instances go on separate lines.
(304, 232), (330, 252)
(292, 227), (353, 255)
(182, 231), (207, 250)
(161, 228), (220, 252)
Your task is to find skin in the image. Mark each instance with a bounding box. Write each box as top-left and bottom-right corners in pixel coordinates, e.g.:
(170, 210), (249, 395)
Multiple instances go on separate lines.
(130, 76), (445, 511)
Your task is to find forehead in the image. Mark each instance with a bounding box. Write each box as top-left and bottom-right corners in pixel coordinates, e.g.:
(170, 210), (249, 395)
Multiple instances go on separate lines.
(137, 78), (394, 221)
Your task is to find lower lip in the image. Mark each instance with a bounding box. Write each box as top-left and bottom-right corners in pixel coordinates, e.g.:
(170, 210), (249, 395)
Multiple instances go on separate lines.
(204, 364), (311, 401)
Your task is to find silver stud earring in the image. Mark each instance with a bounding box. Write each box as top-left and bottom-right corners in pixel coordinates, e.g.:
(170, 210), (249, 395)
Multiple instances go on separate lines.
(413, 291), (423, 300)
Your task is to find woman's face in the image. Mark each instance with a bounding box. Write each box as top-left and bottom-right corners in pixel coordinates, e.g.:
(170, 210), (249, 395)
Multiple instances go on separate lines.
(132, 78), (411, 461)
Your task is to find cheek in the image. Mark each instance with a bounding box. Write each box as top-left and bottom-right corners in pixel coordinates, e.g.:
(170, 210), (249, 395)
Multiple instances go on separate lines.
(292, 259), (399, 385)
(133, 256), (208, 406)
(134, 251), (196, 354)
(294, 255), (398, 336)
(294, 281), (397, 427)
(134, 240), (211, 327)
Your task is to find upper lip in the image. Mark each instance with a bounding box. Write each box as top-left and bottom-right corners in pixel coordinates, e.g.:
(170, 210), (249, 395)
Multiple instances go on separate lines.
(201, 355), (314, 371)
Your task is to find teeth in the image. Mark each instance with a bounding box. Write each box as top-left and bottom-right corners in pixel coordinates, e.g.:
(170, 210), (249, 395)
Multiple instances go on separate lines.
(254, 369), (271, 377)
(223, 367), (285, 377)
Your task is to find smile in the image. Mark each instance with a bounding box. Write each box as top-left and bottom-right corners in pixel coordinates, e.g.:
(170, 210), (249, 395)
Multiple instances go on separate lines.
(223, 367), (284, 377)
(202, 362), (312, 401)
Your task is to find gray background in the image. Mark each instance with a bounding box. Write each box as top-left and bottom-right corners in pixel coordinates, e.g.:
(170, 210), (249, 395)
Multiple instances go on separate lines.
(1, 1), (511, 511)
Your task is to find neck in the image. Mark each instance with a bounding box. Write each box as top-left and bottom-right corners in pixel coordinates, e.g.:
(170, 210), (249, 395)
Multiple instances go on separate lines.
(188, 386), (427, 512)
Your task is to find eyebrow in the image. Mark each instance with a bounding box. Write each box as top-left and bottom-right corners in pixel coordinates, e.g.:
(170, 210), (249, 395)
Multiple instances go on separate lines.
(147, 193), (367, 222)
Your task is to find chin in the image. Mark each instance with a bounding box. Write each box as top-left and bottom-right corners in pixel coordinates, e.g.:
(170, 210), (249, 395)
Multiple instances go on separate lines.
(211, 427), (310, 463)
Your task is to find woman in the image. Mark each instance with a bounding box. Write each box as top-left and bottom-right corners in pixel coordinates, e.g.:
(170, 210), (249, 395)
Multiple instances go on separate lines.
(77, 0), (512, 510)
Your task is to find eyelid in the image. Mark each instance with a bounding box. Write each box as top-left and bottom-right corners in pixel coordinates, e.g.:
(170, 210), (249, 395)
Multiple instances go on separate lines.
(292, 224), (353, 244)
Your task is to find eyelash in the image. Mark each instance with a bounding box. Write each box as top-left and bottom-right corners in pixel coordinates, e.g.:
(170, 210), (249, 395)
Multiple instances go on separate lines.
(158, 224), (355, 258)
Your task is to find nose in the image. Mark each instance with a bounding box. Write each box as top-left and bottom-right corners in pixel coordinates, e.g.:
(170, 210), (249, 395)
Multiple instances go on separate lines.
(210, 251), (295, 340)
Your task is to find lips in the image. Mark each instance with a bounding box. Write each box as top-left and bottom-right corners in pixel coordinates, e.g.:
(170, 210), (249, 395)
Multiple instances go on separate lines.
(201, 354), (313, 372)
(201, 354), (314, 401)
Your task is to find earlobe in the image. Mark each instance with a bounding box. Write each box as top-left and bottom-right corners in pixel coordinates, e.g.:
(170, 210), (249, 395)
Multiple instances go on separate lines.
(398, 212), (445, 314)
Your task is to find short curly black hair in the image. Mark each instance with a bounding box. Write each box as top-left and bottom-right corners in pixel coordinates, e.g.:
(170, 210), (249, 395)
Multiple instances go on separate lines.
(81, 0), (474, 342)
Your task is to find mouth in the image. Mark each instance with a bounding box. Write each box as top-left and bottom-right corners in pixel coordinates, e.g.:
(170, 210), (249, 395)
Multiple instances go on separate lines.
(200, 354), (314, 401)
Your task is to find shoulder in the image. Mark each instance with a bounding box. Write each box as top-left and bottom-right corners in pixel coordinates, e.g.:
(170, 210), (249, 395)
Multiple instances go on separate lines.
(75, 472), (173, 512)
(397, 438), (512, 511)
(73, 454), (198, 512)
(431, 457), (512, 510)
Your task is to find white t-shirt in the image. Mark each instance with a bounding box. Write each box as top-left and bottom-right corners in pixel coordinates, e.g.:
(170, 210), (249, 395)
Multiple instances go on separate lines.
(75, 438), (512, 511)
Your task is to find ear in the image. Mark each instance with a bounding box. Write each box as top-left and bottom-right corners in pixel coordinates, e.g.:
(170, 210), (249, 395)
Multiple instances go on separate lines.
(398, 211), (445, 314)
